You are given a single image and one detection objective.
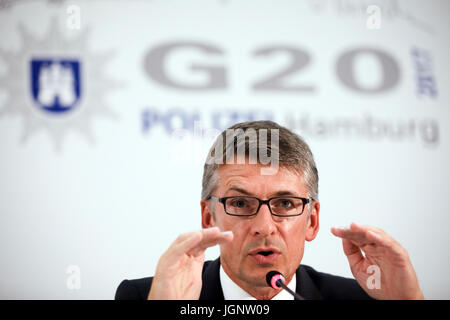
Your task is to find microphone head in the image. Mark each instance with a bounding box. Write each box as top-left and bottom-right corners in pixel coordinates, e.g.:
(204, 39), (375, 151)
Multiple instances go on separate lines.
(266, 270), (285, 290)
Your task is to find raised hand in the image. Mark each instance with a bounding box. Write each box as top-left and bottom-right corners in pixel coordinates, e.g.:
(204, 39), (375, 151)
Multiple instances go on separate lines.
(148, 227), (233, 300)
(331, 223), (424, 300)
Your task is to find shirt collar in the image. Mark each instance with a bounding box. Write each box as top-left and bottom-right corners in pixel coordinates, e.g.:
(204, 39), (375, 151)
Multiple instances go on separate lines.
(219, 265), (296, 300)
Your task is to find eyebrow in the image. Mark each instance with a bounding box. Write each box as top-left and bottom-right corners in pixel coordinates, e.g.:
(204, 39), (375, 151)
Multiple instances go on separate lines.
(225, 187), (298, 197)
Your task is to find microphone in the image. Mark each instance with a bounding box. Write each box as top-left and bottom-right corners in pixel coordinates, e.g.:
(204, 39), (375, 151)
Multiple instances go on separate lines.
(266, 271), (304, 300)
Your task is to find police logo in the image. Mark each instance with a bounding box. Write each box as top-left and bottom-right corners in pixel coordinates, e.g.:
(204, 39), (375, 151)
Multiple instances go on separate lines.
(0, 18), (121, 150)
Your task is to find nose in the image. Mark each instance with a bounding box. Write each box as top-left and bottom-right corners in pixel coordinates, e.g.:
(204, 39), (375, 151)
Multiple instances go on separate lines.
(250, 202), (277, 237)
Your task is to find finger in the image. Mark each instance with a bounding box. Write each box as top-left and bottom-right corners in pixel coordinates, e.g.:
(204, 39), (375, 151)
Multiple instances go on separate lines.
(333, 223), (408, 260)
(174, 231), (198, 244)
(341, 238), (364, 271)
(350, 222), (395, 248)
(166, 230), (200, 254)
(331, 226), (366, 243)
(349, 222), (384, 235)
(188, 228), (234, 255)
(331, 223), (386, 246)
(174, 227), (233, 256)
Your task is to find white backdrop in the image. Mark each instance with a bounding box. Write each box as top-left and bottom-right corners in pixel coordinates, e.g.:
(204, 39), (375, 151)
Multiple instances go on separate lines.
(0, 0), (449, 299)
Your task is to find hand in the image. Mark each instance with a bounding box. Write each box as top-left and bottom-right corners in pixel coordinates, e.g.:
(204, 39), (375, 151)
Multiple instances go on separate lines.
(148, 227), (233, 300)
(331, 223), (424, 300)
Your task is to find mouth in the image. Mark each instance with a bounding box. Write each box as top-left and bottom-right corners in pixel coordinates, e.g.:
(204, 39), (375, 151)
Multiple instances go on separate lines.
(248, 248), (281, 265)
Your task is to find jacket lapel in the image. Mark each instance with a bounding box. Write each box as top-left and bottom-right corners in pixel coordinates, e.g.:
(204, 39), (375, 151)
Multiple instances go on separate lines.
(296, 265), (323, 300)
(199, 258), (225, 300)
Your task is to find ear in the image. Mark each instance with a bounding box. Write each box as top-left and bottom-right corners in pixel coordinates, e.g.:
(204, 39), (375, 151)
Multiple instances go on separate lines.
(201, 199), (215, 229)
(305, 200), (320, 242)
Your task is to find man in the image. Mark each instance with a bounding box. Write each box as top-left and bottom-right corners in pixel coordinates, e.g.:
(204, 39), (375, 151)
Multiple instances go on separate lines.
(115, 120), (424, 300)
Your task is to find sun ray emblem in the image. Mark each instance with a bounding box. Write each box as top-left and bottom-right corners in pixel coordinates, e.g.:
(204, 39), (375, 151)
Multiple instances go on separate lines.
(0, 18), (121, 150)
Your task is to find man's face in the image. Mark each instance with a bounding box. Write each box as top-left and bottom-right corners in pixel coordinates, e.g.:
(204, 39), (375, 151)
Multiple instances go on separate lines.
(201, 163), (320, 295)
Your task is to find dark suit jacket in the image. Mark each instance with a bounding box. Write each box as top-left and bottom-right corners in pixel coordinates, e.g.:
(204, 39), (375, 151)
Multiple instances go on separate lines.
(115, 258), (372, 300)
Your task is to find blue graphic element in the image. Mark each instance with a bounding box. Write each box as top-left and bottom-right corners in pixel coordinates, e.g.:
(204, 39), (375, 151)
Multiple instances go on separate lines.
(411, 48), (438, 99)
(141, 108), (274, 134)
(30, 59), (81, 113)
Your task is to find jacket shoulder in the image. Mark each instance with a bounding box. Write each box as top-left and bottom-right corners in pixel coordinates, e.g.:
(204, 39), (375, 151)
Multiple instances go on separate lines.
(115, 277), (153, 300)
(300, 265), (373, 300)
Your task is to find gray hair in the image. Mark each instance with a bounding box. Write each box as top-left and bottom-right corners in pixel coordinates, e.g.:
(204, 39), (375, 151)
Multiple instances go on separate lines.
(201, 120), (319, 201)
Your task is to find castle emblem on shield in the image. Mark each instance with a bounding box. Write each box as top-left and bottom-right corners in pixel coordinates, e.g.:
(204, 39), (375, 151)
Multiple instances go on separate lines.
(30, 59), (82, 114)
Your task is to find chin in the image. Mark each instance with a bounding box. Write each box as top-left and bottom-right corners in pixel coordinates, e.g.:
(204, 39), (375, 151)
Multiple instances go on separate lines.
(239, 269), (270, 288)
(245, 262), (283, 281)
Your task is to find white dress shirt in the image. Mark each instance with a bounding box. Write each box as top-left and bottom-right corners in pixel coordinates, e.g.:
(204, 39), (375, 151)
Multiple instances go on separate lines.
(219, 265), (296, 300)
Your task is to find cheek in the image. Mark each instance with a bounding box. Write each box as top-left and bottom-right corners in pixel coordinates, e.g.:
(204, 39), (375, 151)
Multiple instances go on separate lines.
(279, 218), (308, 252)
(219, 229), (243, 267)
(279, 216), (307, 235)
(218, 219), (251, 256)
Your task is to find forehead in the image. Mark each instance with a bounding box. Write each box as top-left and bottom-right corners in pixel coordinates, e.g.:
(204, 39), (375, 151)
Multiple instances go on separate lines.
(216, 164), (307, 196)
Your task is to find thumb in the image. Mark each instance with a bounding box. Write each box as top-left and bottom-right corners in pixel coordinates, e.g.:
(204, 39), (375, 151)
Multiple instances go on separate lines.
(342, 238), (365, 273)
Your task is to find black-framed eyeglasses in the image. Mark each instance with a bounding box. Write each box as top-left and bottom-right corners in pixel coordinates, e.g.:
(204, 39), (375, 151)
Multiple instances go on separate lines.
(208, 195), (313, 217)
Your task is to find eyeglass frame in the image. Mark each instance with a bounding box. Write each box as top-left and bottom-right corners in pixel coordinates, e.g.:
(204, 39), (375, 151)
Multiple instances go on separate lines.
(207, 195), (314, 217)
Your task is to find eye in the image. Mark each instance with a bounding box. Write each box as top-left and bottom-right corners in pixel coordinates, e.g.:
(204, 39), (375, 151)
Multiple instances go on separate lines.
(230, 199), (248, 208)
(280, 199), (293, 208)
(272, 198), (295, 209)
